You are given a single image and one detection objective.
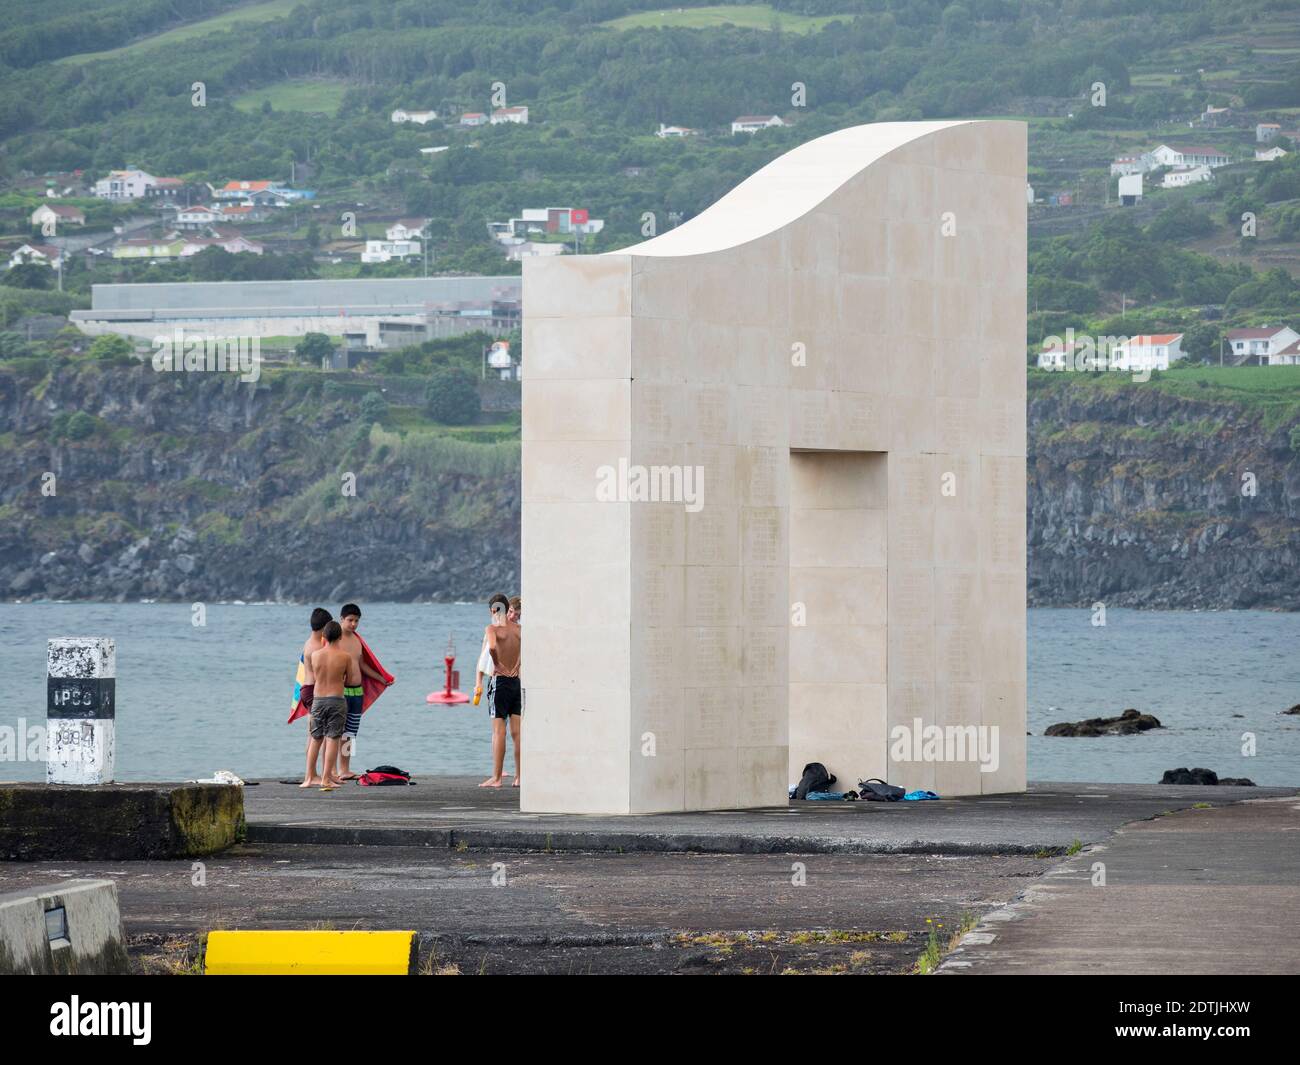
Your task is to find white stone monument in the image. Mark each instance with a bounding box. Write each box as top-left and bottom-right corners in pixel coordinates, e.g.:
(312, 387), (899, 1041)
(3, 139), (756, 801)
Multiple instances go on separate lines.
(47, 637), (116, 785)
(521, 121), (1027, 813)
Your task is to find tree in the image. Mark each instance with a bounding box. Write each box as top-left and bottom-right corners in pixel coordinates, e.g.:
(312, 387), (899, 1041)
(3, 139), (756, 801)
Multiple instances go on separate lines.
(424, 367), (479, 424)
(295, 332), (336, 366)
(0, 331), (32, 358)
(359, 390), (387, 425)
(3, 262), (51, 289)
(88, 334), (132, 361)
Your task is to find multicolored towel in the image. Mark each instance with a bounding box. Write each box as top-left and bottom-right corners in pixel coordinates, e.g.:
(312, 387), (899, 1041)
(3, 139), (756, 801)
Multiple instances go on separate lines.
(290, 653), (306, 717)
(288, 635), (394, 724)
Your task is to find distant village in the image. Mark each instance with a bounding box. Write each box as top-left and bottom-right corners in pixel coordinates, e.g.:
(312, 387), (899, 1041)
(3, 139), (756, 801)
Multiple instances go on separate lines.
(4, 102), (795, 277)
(1031, 105), (1295, 209)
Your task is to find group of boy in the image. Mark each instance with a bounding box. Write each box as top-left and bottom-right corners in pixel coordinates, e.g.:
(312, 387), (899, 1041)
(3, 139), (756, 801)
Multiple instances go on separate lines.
(291, 596), (519, 791)
(297, 603), (393, 790)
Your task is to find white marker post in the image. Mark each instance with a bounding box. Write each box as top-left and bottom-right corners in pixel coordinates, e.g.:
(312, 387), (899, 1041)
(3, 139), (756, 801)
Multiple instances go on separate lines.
(46, 638), (115, 785)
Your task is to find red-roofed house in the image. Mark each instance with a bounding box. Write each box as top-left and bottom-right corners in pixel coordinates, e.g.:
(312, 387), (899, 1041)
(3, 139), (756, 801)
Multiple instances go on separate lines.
(490, 106), (529, 125)
(1112, 334), (1185, 372)
(8, 243), (63, 269)
(181, 234), (264, 256)
(1269, 337), (1300, 366)
(460, 112), (487, 127)
(212, 180), (274, 201)
(31, 203), (86, 229)
(1151, 144), (1230, 168)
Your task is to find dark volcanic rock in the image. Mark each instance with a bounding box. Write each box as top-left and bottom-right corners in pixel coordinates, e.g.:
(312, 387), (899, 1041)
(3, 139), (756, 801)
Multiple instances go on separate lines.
(1283, 705), (1300, 716)
(1045, 707), (1163, 737)
(1160, 768), (1256, 786)
(0, 361), (520, 602)
(1028, 378), (1300, 609)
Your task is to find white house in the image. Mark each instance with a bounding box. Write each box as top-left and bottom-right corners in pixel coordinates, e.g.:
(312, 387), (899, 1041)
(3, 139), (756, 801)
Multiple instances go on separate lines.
(1151, 144), (1230, 168)
(386, 219), (427, 241)
(175, 205), (221, 229)
(460, 112), (488, 127)
(8, 243), (62, 269)
(1225, 326), (1300, 364)
(361, 238), (420, 264)
(731, 115), (785, 135)
(1162, 164), (1214, 188)
(94, 169), (157, 200)
(1257, 122), (1281, 143)
(31, 203), (85, 229)
(490, 106), (529, 125)
(504, 241), (565, 261)
(1037, 338), (1089, 370)
(181, 234), (264, 257)
(419, 145), (450, 155)
(391, 109), (438, 124)
(656, 124), (699, 138)
(1268, 338), (1300, 365)
(1112, 334), (1185, 372)
(488, 206), (604, 244)
(1109, 154), (1152, 177)
(1256, 146), (1288, 162)
(1118, 173), (1143, 205)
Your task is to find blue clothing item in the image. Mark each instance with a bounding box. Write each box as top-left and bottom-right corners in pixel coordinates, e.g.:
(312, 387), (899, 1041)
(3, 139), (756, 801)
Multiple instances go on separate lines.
(902, 789), (940, 801)
(804, 790), (846, 801)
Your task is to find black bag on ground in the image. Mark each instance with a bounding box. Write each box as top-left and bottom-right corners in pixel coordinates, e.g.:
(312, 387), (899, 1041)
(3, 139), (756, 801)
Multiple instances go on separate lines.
(795, 762), (836, 800)
(858, 777), (905, 801)
(358, 765), (413, 786)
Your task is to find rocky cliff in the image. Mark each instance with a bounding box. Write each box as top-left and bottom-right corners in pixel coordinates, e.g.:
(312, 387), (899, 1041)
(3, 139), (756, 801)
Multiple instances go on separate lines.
(1028, 373), (1300, 609)
(2, 359), (1297, 607)
(0, 358), (520, 602)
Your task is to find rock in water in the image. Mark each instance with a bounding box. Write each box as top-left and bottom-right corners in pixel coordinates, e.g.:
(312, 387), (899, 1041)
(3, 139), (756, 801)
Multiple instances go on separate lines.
(1283, 704), (1300, 716)
(1160, 768), (1256, 786)
(1045, 708), (1163, 737)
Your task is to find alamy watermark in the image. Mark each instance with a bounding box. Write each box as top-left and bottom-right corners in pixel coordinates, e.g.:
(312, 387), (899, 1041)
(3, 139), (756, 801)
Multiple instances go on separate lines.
(595, 458), (705, 512)
(1038, 328), (1157, 383)
(151, 328), (261, 383)
(890, 718), (1000, 773)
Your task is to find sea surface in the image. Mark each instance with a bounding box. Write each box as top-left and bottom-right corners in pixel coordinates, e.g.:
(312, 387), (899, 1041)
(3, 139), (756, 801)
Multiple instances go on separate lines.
(1, 603), (1296, 786)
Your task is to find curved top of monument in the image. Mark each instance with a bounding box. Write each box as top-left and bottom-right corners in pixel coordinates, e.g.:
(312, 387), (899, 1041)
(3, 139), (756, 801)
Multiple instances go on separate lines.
(614, 119), (1014, 259)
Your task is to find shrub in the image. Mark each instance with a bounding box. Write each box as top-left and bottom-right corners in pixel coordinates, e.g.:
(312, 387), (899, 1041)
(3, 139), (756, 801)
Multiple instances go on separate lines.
(424, 367), (480, 425)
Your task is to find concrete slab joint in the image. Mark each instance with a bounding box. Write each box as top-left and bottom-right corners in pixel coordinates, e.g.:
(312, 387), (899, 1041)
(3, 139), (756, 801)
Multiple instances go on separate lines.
(521, 120), (1028, 813)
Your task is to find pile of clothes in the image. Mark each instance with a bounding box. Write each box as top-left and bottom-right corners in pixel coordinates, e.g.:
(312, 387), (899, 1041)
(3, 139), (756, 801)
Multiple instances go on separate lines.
(790, 762), (939, 802)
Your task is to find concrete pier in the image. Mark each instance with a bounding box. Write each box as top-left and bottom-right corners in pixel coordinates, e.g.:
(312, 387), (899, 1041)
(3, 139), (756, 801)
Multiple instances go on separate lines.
(0, 782), (246, 861)
(0, 779), (1292, 975)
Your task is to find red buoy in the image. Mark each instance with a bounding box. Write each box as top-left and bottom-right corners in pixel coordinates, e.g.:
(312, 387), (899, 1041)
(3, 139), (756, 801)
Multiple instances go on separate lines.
(427, 633), (470, 704)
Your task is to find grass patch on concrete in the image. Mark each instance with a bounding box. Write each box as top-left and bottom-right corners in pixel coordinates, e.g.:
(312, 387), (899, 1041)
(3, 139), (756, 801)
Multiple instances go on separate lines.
(914, 912), (977, 975)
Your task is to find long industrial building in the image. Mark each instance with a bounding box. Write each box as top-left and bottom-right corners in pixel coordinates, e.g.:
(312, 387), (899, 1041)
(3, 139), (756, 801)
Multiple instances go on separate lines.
(70, 276), (522, 348)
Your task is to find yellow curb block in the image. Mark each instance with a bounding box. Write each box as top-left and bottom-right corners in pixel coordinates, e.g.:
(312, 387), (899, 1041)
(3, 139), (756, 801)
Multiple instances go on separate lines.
(204, 930), (418, 975)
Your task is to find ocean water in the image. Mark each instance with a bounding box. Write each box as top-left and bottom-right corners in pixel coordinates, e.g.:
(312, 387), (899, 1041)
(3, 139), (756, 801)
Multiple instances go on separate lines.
(1, 603), (1296, 786)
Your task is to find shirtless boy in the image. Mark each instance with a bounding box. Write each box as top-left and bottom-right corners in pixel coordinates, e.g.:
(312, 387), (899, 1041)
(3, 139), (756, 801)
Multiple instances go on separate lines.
(309, 621), (358, 791)
(479, 600), (522, 789)
(335, 603), (391, 780)
(298, 607), (332, 787)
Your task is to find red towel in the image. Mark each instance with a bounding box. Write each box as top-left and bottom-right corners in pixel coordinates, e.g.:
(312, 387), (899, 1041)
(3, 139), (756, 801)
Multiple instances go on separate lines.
(288, 635), (395, 724)
(358, 634), (395, 712)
